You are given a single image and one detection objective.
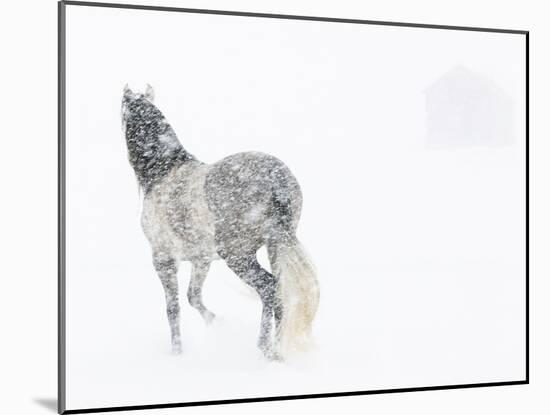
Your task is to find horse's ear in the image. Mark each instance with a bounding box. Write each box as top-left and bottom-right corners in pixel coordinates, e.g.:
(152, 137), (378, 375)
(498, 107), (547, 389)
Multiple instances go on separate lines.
(123, 84), (133, 100)
(145, 84), (155, 102)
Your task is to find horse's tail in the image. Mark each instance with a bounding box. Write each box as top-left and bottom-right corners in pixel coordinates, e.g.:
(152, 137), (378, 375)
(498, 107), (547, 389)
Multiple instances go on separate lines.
(274, 237), (320, 355)
(268, 165), (319, 356)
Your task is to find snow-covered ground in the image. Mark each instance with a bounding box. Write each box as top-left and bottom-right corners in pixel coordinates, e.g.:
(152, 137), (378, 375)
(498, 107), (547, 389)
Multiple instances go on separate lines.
(65, 149), (526, 410)
(65, 6), (526, 410)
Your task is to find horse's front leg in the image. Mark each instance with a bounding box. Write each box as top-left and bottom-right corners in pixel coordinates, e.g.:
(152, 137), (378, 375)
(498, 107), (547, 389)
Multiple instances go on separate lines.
(187, 260), (215, 323)
(153, 253), (181, 354)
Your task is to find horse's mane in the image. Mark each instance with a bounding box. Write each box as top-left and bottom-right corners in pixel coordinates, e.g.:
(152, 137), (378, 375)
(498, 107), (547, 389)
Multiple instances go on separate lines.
(124, 97), (195, 193)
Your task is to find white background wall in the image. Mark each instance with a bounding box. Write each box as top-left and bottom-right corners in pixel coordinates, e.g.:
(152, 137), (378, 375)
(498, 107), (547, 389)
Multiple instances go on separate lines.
(0, 0), (544, 414)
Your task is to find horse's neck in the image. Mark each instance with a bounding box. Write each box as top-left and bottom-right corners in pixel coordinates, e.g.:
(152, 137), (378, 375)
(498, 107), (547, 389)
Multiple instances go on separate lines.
(127, 120), (196, 193)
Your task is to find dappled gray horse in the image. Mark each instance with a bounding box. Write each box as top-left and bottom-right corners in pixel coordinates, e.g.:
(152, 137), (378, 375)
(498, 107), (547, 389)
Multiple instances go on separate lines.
(121, 85), (319, 360)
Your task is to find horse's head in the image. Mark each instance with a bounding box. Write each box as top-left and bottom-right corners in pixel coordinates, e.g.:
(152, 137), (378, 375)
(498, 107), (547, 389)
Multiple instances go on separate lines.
(121, 84), (192, 191)
(121, 84), (156, 127)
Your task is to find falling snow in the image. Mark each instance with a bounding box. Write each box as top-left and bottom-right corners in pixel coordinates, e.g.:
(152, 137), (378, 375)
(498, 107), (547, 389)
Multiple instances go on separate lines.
(121, 85), (320, 360)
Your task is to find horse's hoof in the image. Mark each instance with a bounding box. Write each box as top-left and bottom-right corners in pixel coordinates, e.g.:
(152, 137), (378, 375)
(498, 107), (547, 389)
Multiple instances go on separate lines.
(268, 351), (284, 362)
(260, 347), (283, 362)
(203, 311), (216, 324)
(172, 341), (182, 355)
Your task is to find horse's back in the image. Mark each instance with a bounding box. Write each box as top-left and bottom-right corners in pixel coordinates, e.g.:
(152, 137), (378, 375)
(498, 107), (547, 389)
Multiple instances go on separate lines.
(142, 152), (303, 260)
(205, 152), (302, 253)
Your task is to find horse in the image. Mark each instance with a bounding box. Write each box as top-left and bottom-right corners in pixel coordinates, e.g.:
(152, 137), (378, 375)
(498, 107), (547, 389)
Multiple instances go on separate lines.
(121, 84), (319, 360)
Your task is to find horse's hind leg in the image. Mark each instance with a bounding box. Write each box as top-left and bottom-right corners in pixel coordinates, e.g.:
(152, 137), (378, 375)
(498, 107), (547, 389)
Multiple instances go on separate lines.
(187, 261), (215, 324)
(267, 243), (283, 349)
(153, 253), (182, 354)
(219, 250), (281, 360)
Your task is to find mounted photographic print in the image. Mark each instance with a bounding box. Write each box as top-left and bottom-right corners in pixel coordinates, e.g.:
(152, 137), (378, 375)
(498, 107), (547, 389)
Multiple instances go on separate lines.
(58, 1), (528, 413)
